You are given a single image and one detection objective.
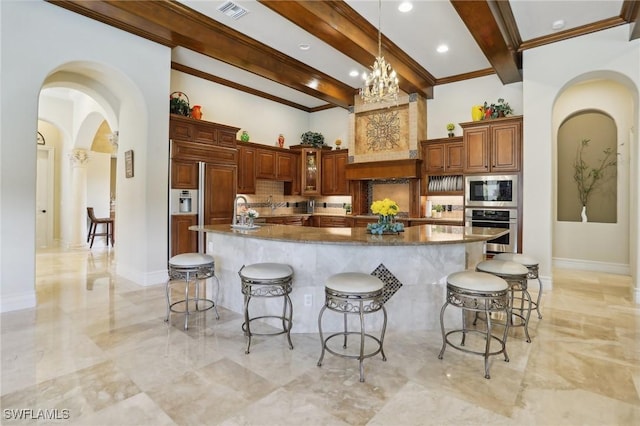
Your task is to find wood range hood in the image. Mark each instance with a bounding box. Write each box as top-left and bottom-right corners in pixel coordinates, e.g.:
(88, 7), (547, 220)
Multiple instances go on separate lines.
(345, 159), (422, 181)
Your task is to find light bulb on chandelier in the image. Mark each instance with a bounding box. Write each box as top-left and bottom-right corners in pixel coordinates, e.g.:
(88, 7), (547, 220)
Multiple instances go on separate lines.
(360, 0), (399, 104)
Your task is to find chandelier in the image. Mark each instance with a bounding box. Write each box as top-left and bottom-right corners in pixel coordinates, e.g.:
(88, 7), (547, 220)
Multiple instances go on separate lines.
(360, 0), (399, 104)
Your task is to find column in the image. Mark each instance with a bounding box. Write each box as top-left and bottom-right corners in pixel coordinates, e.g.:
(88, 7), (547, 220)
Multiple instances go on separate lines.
(68, 149), (89, 248)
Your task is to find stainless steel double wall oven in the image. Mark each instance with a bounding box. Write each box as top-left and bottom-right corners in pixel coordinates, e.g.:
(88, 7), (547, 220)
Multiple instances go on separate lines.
(464, 175), (519, 253)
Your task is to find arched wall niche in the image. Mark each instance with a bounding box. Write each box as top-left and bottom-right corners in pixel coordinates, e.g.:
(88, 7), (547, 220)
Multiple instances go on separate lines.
(552, 74), (633, 271)
(557, 110), (617, 223)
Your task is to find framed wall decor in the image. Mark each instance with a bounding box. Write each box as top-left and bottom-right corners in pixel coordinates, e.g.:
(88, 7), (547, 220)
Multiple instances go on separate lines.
(125, 150), (134, 178)
(37, 131), (45, 145)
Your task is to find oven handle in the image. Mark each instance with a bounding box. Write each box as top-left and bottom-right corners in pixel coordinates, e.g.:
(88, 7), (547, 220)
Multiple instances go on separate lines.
(467, 219), (517, 224)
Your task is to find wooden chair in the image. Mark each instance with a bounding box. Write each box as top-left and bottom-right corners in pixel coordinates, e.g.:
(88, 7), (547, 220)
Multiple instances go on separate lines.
(87, 207), (114, 248)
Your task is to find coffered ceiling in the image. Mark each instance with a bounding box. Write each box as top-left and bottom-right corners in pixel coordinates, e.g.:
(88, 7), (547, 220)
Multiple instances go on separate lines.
(49, 1), (639, 111)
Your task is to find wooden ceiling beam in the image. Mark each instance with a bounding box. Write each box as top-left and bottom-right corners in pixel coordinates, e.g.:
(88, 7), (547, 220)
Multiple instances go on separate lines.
(450, 0), (522, 84)
(48, 0), (356, 109)
(260, 0), (435, 99)
(622, 0), (640, 40)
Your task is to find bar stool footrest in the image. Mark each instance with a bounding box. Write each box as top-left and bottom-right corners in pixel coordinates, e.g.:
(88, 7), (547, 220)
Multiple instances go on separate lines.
(320, 331), (385, 361)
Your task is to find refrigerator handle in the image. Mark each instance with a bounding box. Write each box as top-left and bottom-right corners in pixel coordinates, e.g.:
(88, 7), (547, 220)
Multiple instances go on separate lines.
(198, 161), (205, 253)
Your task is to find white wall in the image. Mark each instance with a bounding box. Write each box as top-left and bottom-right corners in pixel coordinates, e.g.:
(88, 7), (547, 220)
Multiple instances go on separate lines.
(427, 75), (523, 139)
(1, 1), (171, 312)
(553, 80), (632, 272)
(522, 25), (639, 297)
(171, 70), (311, 147)
(309, 107), (350, 150)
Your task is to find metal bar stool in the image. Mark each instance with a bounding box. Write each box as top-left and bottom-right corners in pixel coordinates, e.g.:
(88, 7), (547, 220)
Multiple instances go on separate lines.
(165, 253), (219, 330)
(317, 272), (387, 383)
(438, 270), (510, 379)
(239, 263), (294, 354)
(494, 253), (543, 319)
(475, 259), (532, 343)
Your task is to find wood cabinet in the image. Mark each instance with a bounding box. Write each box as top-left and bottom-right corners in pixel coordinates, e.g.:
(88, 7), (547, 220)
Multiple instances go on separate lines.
(264, 215), (306, 226)
(352, 217), (378, 227)
(297, 147), (322, 196)
(422, 137), (463, 174)
(171, 158), (199, 189)
(256, 148), (277, 179)
(169, 117), (240, 257)
(313, 215), (352, 227)
(237, 145), (256, 194)
(170, 114), (238, 148)
(171, 215), (198, 255)
(251, 144), (298, 182)
(321, 150), (349, 195)
(276, 152), (295, 181)
(461, 116), (522, 174)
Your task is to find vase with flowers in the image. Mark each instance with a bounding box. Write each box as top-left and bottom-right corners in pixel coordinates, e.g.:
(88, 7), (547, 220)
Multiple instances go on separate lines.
(367, 198), (404, 235)
(246, 208), (259, 227)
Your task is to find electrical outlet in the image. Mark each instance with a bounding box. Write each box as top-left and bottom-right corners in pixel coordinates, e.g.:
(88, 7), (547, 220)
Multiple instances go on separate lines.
(304, 294), (312, 307)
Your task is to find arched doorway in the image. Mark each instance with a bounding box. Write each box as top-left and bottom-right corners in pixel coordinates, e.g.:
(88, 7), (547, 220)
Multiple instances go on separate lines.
(38, 86), (119, 249)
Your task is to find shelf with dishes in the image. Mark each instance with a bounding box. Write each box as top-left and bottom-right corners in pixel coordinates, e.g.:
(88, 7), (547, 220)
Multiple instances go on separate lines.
(427, 175), (463, 195)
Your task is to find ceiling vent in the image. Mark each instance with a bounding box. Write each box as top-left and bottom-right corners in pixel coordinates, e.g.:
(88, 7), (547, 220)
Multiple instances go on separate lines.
(217, 1), (249, 20)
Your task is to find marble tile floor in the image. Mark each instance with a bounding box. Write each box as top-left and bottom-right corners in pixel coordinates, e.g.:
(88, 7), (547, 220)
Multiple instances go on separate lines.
(1, 246), (640, 425)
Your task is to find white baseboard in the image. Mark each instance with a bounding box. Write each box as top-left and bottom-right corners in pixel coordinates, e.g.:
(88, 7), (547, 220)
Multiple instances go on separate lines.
(1, 291), (36, 313)
(116, 263), (166, 287)
(553, 257), (630, 275)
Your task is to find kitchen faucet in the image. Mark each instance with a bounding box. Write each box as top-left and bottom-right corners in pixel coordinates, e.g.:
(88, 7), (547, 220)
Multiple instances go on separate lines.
(233, 195), (248, 225)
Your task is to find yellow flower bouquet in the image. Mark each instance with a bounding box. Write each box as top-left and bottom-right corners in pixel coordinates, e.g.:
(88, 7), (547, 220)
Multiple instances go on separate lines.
(368, 198), (404, 235)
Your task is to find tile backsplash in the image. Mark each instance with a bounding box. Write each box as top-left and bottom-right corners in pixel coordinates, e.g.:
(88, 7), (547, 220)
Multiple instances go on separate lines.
(238, 180), (351, 216)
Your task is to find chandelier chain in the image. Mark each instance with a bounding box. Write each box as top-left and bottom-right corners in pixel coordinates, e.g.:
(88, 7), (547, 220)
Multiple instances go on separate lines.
(360, 0), (399, 104)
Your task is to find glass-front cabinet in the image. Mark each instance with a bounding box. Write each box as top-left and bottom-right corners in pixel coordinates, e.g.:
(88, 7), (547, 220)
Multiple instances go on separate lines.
(300, 148), (321, 195)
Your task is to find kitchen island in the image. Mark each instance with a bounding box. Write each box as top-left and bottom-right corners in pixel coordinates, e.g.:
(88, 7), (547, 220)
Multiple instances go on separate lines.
(191, 223), (507, 333)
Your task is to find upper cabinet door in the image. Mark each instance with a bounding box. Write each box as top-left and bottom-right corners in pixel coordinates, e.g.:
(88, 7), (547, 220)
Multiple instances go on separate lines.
(237, 145), (256, 194)
(463, 126), (490, 173)
(255, 149), (276, 179)
(490, 121), (521, 172)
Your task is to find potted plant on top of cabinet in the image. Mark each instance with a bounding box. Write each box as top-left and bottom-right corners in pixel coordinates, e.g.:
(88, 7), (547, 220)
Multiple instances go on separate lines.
(300, 131), (325, 148)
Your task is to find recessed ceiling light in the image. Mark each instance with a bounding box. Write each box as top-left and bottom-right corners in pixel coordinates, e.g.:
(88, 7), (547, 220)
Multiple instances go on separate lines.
(551, 19), (565, 30)
(398, 2), (413, 13)
(298, 43), (311, 51)
(349, 70), (360, 77)
(437, 44), (449, 53)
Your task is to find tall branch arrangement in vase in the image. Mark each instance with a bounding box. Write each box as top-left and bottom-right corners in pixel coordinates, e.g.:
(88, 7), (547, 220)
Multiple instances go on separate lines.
(573, 138), (617, 221)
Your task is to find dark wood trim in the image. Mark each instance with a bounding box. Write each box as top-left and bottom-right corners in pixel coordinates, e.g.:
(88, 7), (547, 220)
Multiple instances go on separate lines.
(171, 62), (312, 113)
(622, 0), (640, 40)
(518, 17), (628, 51)
(450, 0), (522, 84)
(260, 0), (435, 99)
(345, 159), (422, 180)
(436, 68), (496, 86)
(49, 0), (636, 108)
(48, 0), (355, 109)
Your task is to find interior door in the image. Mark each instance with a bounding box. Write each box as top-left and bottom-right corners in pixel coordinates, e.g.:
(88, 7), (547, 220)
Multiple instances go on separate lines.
(36, 146), (54, 248)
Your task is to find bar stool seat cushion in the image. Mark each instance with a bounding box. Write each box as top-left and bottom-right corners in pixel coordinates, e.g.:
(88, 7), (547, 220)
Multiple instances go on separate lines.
(169, 253), (214, 267)
(240, 263), (293, 280)
(493, 253), (539, 267)
(477, 260), (528, 276)
(325, 272), (384, 294)
(447, 271), (508, 292)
